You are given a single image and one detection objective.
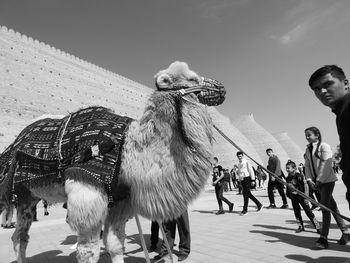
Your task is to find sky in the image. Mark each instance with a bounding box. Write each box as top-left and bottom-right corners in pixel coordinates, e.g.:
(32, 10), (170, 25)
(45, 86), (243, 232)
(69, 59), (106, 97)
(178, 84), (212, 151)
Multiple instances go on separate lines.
(1, 0), (350, 151)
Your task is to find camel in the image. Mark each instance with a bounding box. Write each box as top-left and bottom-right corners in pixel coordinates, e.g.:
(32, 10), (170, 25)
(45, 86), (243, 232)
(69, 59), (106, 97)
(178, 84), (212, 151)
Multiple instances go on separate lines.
(0, 61), (226, 263)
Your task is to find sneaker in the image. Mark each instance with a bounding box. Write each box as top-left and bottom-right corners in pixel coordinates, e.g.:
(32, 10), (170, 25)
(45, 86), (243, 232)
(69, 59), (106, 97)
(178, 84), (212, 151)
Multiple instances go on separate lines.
(256, 204), (264, 212)
(267, 204), (276, 209)
(315, 237), (328, 249)
(229, 203), (234, 212)
(295, 226), (304, 233)
(338, 233), (350, 245)
(280, 204), (289, 209)
(240, 210), (248, 216)
(216, 210), (225, 215)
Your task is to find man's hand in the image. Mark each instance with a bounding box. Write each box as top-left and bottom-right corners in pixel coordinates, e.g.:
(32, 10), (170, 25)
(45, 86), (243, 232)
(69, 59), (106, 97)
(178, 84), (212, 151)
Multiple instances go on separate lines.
(271, 176), (275, 182)
(308, 181), (317, 191)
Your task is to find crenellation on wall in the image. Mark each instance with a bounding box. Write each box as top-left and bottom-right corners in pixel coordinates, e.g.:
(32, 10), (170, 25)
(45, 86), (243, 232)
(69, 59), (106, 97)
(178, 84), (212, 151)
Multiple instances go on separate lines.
(0, 25), (153, 150)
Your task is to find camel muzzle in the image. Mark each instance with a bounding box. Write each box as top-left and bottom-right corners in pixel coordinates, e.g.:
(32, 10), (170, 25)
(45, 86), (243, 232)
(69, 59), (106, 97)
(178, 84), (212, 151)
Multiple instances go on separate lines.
(175, 77), (226, 106)
(197, 77), (226, 106)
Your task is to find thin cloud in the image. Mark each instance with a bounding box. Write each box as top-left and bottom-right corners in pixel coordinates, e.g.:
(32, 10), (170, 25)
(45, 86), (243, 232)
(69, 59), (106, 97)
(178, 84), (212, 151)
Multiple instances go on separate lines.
(188, 0), (252, 21)
(271, 0), (350, 45)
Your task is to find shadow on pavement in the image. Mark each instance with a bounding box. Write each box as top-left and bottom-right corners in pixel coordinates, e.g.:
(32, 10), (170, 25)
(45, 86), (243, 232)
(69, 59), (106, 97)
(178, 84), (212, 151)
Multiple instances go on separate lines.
(251, 224), (350, 253)
(60, 235), (77, 245)
(192, 209), (241, 215)
(10, 250), (76, 263)
(285, 254), (350, 263)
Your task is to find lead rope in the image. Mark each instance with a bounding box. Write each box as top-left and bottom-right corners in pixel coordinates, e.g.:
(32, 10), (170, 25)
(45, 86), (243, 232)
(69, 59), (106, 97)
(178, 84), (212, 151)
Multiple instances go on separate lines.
(135, 215), (174, 263)
(213, 124), (350, 223)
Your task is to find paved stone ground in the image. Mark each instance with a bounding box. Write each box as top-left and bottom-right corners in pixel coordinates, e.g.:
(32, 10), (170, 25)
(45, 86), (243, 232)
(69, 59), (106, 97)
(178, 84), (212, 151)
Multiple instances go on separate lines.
(1, 179), (350, 263)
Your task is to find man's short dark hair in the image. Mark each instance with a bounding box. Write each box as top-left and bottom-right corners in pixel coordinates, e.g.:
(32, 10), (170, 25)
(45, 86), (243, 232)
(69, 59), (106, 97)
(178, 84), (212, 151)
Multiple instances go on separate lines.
(266, 148), (273, 153)
(236, 151), (244, 156)
(309, 65), (346, 87)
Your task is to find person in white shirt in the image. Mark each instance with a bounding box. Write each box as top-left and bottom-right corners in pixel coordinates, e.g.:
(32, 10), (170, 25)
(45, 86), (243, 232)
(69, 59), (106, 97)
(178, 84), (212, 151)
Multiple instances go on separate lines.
(236, 152), (263, 215)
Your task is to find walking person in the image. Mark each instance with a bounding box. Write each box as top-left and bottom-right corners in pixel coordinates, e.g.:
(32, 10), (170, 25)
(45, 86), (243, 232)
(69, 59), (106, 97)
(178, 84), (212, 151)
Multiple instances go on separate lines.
(236, 152), (263, 215)
(232, 165), (242, 194)
(149, 221), (160, 251)
(154, 210), (191, 262)
(255, 165), (266, 189)
(224, 169), (233, 191)
(212, 157), (234, 215)
(304, 126), (350, 248)
(308, 65), (350, 209)
(266, 148), (288, 209)
(285, 160), (320, 233)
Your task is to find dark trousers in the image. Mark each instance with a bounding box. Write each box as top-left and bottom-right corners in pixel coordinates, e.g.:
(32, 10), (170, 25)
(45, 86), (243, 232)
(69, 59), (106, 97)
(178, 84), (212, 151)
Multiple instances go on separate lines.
(227, 180), (232, 191)
(215, 182), (232, 209)
(341, 169), (350, 210)
(291, 197), (317, 228)
(150, 221), (159, 246)
(242, 177), (261, 211)
(319, 182), (348, 238)
(268, 179), (287, 205)
(160, 210), (191, 256)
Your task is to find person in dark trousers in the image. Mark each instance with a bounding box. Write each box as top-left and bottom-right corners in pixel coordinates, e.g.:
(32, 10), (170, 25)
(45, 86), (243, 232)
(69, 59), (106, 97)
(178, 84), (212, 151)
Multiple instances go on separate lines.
(223, 169), (232, 191)
(212, 157), (234, 215)
(285, 160), (320, 233)
(308, 65), (350, 210)
(304, 126), (350, 249)
(236, 152), (263, 215)
(154, 210), (191, 262)
(266, 148), (288, 209)
(149, 221), (160, 251)
(232, 165), (242, 194)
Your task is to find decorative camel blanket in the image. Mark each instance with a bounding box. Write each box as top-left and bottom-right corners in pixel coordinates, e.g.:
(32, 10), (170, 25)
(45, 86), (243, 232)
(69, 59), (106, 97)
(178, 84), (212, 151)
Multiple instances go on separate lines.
(0, 106), (133, 206)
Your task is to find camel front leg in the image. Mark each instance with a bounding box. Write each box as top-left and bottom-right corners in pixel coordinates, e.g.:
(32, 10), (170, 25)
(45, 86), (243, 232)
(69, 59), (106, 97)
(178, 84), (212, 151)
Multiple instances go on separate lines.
(103, 220), (127, 263)
(76, 230), (102, 263)
(65, 178), (108, 263)
(11, 197), (39, 263)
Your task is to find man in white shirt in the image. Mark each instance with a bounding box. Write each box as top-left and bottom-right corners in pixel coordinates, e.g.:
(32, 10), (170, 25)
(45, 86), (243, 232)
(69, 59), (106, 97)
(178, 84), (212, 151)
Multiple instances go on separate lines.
(236, 152), (263, 215)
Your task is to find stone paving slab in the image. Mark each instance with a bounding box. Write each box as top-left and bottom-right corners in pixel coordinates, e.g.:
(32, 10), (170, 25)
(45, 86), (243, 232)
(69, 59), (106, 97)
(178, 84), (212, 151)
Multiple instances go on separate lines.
(1, 180), (350, 263)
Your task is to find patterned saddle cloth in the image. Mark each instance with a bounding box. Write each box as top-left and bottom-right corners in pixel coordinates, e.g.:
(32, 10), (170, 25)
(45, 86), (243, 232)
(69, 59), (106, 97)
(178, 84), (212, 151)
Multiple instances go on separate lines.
(0, 106), (133, 206)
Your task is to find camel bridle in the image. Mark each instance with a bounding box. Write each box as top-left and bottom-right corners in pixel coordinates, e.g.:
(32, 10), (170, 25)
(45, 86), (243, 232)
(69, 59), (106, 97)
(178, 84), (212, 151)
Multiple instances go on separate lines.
(157, 77), (226, 107)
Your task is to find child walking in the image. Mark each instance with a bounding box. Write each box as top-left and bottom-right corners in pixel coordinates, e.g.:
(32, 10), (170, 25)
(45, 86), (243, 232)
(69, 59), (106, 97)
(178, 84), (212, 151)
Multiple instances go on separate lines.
(285, 160), (320, 233)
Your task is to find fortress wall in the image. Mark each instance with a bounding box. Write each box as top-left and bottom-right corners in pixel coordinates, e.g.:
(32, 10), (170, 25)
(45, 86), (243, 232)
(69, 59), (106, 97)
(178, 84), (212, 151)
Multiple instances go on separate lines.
(208, 108), (262, 169)
(273, 132), (304, 165)
(233, 114), (291, 171)
(0, 25), (153, 150)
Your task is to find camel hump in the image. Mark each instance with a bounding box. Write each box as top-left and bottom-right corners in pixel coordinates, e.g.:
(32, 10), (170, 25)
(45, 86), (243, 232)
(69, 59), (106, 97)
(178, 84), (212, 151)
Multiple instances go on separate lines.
(155, 61), (199, 80)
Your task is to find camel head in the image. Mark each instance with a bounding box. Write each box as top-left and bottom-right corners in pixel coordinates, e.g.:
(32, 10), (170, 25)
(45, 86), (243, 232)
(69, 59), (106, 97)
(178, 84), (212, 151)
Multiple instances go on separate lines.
(154, 61), (226, 106)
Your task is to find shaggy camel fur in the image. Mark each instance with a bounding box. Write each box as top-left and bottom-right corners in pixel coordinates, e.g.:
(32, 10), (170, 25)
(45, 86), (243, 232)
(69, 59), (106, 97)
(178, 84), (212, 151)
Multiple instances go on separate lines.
(0, 61), (225, 263)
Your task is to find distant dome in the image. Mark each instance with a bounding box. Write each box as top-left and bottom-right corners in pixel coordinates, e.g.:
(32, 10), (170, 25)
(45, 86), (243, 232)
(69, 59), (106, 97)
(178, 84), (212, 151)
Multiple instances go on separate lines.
(233, 114), (290, 170)
(273, 132), (304, 165)
(209, 108), (262, 169)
